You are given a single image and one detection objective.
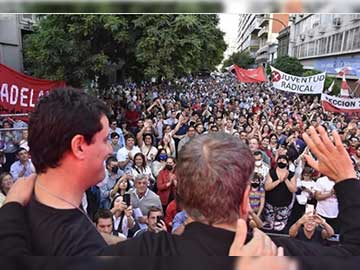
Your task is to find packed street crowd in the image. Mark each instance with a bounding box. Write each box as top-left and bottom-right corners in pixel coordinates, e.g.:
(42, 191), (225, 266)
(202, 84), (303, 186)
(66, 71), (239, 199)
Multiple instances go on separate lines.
(1, 74), (360, 245)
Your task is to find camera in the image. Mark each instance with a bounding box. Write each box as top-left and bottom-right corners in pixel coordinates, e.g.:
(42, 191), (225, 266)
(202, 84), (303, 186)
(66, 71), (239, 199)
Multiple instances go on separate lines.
(123, 193), (131, 206)
(156, 216), (164, 225)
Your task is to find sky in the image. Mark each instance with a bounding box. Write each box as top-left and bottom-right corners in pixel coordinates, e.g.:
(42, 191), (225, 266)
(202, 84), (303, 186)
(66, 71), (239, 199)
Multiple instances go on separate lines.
(218, 14), (239, 67)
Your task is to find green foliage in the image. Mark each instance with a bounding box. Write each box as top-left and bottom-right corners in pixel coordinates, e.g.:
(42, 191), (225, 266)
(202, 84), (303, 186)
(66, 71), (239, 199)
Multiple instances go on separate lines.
(133, 14), (226, 80)
(222, 51), (255, 71)
(23, 14), (226, 86)
(271, 56), (304, 76)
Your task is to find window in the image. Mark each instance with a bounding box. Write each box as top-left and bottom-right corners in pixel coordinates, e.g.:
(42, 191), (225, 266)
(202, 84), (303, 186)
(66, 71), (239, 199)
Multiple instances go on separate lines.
(331, 33), (343, 53)
(326, 36), (332, 54)
(343, 30), (351, 51)
(299, 44), (306, 58)
(308, 41), (315, 56)
(353, 27), (360, 49)
(319, 37), (327, 55)
(315, 39), (320, 55)
(320, 14), (333, 26)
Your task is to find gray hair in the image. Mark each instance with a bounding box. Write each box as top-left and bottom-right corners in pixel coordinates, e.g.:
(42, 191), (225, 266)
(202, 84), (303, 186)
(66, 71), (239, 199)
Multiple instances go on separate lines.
(134, 174), (147, 183)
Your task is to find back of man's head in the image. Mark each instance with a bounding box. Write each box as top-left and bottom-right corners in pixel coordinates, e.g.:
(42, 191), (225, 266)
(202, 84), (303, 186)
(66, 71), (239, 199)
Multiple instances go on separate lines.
(176, 133), (254, 225)
(29, 88), (109, 174)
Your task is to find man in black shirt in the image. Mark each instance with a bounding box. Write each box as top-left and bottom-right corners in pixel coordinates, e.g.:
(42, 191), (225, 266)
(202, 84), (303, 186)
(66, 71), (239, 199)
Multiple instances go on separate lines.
(0, 87), (276, 258)
(0, 89), (360, 266)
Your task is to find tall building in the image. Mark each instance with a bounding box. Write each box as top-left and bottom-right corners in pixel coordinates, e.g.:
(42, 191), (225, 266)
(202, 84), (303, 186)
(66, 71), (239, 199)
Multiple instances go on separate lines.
(237, 14), (260, 58)
(256, 14), (289, 65)
(0, 14), (36, 72)
(277, 26), (291, 57)
(289, 14), (360, 80)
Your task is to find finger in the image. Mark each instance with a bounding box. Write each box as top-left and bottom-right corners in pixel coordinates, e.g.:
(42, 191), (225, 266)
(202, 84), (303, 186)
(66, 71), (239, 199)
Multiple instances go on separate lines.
(332, 129), (352, 157)
(317, 126), (336, 153)
(229, 219), (248, 256)
(277, 247), (284, 256)
(303, 154), (320, 172)
(251, 228), (264, 254)
(302, 132), (322, 161)
(262, 232), (276, 256)
(308, 127), (331, 157)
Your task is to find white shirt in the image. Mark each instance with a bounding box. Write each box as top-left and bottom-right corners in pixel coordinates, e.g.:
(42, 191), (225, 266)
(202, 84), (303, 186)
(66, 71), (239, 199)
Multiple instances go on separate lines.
(113, 215), (130, 237)
(140, 145), (158, 162)
(314, 176), (339, 218)
(131, 166), (154, 183)
(296, 179), (316, 205)
(117, 146), (141, 162)
(116, 146), (141, 170)
(254, 163), (269, 187)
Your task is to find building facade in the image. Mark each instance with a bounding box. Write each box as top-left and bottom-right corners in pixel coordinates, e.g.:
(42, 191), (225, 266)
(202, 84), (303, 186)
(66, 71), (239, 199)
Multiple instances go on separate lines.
(237, 14), (260, 58)
(289, 14), (360, 78)
(0, 14), (36, 72)
(277, 26), (290, 57)
(255, 14), (289, 65)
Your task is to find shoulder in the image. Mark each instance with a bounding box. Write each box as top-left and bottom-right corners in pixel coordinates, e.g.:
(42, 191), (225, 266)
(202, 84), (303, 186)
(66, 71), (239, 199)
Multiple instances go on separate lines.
(148, 190), (160, 199)
(158, 169), (166, 176)
(10, 161), (20, 167)
(117, 147), (127, 154)
(316, 177), (327, 184)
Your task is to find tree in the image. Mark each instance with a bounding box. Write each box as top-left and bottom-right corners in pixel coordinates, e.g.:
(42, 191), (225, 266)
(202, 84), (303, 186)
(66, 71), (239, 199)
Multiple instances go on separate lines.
(24, 15), (130, 87)
(222, 51), (255, 71)
(133, 14), (226, 80)
(23, 14), (227, 86)
(270, 56), (304, 76)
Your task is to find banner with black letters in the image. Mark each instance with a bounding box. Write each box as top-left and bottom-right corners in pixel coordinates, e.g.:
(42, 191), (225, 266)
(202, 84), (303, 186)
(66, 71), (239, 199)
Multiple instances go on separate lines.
(270, 66), (325, 95)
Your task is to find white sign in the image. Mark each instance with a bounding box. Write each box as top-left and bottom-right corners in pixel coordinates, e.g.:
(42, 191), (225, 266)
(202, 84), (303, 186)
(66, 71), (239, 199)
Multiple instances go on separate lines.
(270, 66), (325, 94)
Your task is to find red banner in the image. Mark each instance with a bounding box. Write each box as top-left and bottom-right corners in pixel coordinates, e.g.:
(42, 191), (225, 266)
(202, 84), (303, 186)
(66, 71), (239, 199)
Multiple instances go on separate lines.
(322, 101), (360, 118)
(321, 93), (360, 118)
(0, 64), (66, 113)
(234, 65), (267, 83)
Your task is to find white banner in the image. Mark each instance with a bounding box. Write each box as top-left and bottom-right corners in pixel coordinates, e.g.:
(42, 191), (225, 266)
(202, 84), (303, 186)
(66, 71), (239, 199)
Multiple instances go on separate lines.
(321, 94), (360, 111)
(270, 66), (325, 94)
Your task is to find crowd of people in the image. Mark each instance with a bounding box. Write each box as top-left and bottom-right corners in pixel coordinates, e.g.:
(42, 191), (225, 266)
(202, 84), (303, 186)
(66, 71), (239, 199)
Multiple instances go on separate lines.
(87, 74), (359, 240)
(0, 74), (359, 246)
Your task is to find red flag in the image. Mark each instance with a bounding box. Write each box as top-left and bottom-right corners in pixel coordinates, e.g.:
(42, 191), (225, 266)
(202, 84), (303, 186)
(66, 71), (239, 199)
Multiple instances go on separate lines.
(233, 65), (267, 83)
(340, 73), (351, 97)
(335, 66), (351, 77)
(0, 64), (66, 113)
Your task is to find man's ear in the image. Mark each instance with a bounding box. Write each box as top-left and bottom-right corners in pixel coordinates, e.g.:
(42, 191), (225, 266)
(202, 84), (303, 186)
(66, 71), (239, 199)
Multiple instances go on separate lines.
(239, 184), (251, 219)
(71, 135), (86, 160)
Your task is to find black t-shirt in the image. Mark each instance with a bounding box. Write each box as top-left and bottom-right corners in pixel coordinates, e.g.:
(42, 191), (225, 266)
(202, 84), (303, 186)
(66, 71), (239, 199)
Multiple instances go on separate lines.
(26, 196), (106, 255)
(265, 168), (295, 207)
(296, 225), (324, 244)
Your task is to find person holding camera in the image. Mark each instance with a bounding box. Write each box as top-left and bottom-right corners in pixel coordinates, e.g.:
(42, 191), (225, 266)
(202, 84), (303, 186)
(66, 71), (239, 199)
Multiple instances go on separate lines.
(130, 174), (162, 227)
(110, 194), (135, 238)
(289, 212), (334, 243)
(133, 207), (167, 237)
